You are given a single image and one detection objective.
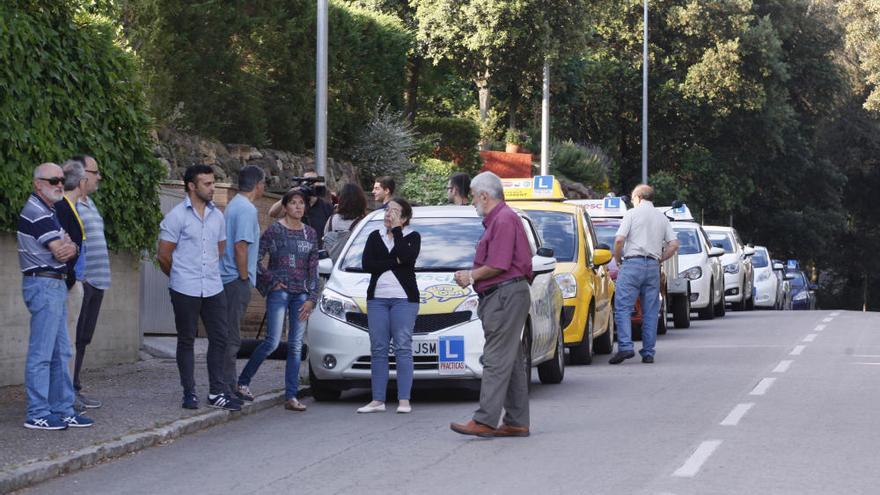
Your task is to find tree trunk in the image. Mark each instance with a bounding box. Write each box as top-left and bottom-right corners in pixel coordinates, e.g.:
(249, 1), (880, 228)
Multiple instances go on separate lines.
(404, 54), (422, 125)
(508, 82), (519, 130)
(476, 65), (491, 150)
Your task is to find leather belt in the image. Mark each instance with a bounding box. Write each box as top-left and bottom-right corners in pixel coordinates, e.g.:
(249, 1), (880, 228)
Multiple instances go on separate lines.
(24, 271), (66, 280)
(477, 276), (527, 300)
(624, 255), (658, 261)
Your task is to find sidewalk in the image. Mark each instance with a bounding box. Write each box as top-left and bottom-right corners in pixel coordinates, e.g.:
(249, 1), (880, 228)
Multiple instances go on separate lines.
(0, 337), (304, 493)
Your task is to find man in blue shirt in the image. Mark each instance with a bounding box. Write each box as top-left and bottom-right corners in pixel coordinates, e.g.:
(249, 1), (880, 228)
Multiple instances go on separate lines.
(158, 165), (239, 411)
(219, 165), (265, 401)
(18, 163), (94, 430)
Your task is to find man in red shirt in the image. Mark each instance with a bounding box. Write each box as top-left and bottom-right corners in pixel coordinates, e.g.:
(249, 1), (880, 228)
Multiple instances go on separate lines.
(451, 172), (533, 438)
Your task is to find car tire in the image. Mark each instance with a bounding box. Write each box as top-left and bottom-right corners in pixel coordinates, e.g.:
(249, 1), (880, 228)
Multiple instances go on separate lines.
(538, 328), (565, 384)
(714, 284), (726, 317)
(698, 282), (716, 320)
(657, 295), (668, 335)
(309, 366), (342, 401)
(672, 294), (690, 328)
(594, 308), (615, 354)
(570, 309), (593, 365)
(745, 291), (755, 311)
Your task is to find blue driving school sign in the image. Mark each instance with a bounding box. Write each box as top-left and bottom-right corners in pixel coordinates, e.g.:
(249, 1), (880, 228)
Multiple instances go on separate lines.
(438, 335), (465, 375)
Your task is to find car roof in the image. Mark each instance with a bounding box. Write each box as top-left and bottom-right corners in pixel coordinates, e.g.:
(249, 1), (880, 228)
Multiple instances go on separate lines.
(703, 225), (734, 233)
(362, 205), (480, 221)
(512, 201), (582, 214)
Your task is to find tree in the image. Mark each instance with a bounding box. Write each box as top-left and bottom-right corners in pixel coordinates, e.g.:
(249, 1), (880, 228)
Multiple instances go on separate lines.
(839, 0), (880, 113)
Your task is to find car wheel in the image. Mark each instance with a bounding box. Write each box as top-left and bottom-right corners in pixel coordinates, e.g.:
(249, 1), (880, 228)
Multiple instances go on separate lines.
(594, 307), (615, 354)
(521, 323), (533, 388)
(570, 309), (593, 365)
(657, 295), (668, 335)
(714, 282), (726, 317)
(673, 293), (690, 328)
(698, 282), (716, 320)
(309, 366), (342, 401)
(538, 328), (565, 384)
(745, 291), (755, 311)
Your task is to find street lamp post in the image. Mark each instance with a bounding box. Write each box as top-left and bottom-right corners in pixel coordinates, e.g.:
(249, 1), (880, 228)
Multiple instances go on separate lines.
(641, 0), (648, 185)
(316, 0), (328, 177)
(541, 60), (550, 176)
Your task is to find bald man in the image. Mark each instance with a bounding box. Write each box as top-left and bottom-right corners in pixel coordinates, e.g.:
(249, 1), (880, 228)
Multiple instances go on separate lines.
(609, 184), (679, 365)
(18, 163), (95, 430)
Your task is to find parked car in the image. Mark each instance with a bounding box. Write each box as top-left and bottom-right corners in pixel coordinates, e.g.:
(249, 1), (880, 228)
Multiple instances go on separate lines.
(307, 205), (565, 400)
(786, 269), (817, 310)
(753, 247), (787, 309)
(772, 259), (793, 310)
(704, 226), (756, 311)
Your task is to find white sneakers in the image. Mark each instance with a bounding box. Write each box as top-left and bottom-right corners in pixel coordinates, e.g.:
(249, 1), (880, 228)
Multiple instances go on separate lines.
(356, 401), (413, 414)
(396, 404), (412, 414)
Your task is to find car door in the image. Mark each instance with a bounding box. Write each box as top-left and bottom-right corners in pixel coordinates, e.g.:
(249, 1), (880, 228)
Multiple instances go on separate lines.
(520, 215), (559, 363)
(582, 211), (612, 330)
(699, 227), (722, 303)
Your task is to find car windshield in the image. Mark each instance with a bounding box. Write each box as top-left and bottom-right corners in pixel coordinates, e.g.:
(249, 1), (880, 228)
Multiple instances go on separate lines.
(752, 249), (769, 268)
(672, 226), (703, 255)
(707, 232), (734, 253)
(524, 210), (577, 262)
(788, 272), (806, 289)
(339, 217), (485, 272)
(592, 219), (620, 249)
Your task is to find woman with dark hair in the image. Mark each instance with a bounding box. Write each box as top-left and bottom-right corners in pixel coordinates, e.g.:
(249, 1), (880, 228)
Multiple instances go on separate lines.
(237, 188), (318, 412)
(358, 197), (421, 414)
(447, 172), (470, 205)
(324, 183), (368, 235)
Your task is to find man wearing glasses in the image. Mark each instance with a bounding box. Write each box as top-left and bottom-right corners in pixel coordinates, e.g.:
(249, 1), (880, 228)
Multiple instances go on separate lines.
(17, 163), (95, 430)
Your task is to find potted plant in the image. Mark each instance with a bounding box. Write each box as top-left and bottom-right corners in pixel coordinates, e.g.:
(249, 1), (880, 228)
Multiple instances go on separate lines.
(505, 128), (528, 153)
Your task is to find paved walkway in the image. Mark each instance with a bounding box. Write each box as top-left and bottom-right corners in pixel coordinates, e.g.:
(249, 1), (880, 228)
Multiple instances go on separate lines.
(0, 337), (298, 492)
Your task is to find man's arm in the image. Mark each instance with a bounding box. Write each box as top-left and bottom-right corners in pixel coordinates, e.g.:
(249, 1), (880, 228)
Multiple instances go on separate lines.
(48, 237), (77, 263)
(660, 239), (680, 263)
(218, 240), (226, 260)
(234, 240), (249, 280)
(613, 235), (626, 265)
(157, 240), (176, 276)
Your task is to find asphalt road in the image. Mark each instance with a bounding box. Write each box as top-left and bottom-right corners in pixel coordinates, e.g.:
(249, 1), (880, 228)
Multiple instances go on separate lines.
(25, 309), (880, 495)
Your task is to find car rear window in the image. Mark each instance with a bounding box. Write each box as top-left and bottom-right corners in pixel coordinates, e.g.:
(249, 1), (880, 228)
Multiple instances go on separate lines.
(672, 226), (703, 255)
(592, 219), (620, 249)
(524, 210), (577, 262)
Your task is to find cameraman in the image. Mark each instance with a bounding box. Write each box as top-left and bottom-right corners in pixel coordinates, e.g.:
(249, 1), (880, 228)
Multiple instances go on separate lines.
(268, 170), (334, 248)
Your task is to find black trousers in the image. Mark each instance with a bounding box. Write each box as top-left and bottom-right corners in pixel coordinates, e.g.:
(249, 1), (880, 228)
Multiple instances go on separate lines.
(169, 289), (229, 396)
(222, 278), (252, 395)
(74, 282), (105, 392)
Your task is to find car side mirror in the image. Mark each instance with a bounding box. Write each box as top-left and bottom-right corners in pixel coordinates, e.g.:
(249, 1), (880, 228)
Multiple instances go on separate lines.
(772, 262), (784, 271)
(537, 247), (554, 258)
(784, 273), (796, 281)
(593, 249), (612, 267)
(742, 246), (756, 257)
(708, 247), (725, 258)
(532, 252), (557, 275)
(809, 283), (818, 291)
(318, 257), (333, 277)
(597, 243), (611, 251)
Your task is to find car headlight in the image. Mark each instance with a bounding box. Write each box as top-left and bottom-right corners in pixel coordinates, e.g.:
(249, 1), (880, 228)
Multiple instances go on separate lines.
(757, 270), (771, 282)
(319, 288), (362, 322)
(455, 295), (480, 321)
(793, 291), (808, 301)
(679, 266), (702, 281)
(554, 273), (578, 298)
(724, 263), (740, 274)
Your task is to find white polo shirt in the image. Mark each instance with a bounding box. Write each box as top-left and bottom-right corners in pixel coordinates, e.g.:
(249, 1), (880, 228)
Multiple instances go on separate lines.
(615, 200), (676, 260)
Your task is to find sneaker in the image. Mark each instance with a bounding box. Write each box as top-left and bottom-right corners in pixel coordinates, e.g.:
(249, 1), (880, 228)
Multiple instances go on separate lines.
(356, 402), (386, 414)
(76, 393), (103, 409)
(182, 392), (199, 410)
(236, 384), (255, 402)
(208, 393), (242, 411)
(24, 414), (68, 430)
(62, 414), (95, 428)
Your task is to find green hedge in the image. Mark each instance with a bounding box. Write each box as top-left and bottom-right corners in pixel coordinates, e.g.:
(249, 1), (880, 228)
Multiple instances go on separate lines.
(399, 158), (456, 206)
(415, 117), (481, 174)
(0, 2), (163, 252)
(131, 0), (410, 152)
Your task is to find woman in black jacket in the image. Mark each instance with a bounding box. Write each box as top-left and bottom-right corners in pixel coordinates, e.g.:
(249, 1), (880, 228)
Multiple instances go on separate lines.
(358, 197), (421, 414)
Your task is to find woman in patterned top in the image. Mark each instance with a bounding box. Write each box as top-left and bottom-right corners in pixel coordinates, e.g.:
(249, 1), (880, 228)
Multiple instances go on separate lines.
(237, 188), (319, 412)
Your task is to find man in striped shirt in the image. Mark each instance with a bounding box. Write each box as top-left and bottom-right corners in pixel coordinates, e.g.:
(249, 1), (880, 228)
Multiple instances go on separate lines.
(73, 155), (112, 409)
(18, 163), (95, 430)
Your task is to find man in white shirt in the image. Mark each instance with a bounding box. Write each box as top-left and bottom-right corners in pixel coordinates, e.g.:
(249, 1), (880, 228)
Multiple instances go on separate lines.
(609, 184), (679, 364)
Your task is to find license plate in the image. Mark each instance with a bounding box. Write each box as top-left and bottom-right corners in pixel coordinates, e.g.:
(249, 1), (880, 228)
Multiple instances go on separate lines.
(389, 339), (437, 356)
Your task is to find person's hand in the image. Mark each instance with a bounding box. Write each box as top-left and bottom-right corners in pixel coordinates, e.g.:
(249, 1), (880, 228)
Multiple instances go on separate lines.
(50, 238), (77, 262)
(298, 300), (315, 321)
(273, 282), (287, 291)
(388, 209), (403, 229)
(453, 270), (471, 288)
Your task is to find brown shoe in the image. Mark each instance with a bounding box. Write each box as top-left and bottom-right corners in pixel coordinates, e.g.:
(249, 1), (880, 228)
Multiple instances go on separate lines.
(284, 398), (307, 411)
(450, 420), (496, 437)
(494, 423), (530, 437)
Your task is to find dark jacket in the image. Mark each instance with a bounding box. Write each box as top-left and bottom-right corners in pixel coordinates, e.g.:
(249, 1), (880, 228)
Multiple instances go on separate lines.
(54, 197), (83, 289)
(362, 227), (421, 303)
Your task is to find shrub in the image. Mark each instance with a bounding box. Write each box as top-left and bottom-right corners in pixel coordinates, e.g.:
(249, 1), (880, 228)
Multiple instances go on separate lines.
(415, 117), (481, 174)
(550, 140), (611, 192)
(399, 159), (456, 206)
(0, 2), (163, 252)
(351, 101), (418, 179)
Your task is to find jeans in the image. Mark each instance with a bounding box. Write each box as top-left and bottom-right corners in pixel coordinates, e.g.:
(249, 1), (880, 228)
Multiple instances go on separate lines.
(366, 298), (419, 402)
(222, 278), (252, 395)
(238, 290), (307, 400)
(169, 289), (229, 396)
(23, 277), (76, 420)
(614, 257), (661, 358)
(74, 281), (105, 391)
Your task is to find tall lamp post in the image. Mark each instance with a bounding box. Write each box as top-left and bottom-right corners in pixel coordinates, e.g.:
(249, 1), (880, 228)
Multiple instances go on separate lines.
(316, 0), (328, 177)
(540, 60), (550, 176)
(641, 0), (648, 184)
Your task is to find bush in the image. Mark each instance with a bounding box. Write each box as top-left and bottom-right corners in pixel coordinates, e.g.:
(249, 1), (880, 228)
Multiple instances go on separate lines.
(399, 159), (456, 206)
(0, 2), (164, 252)
(415, 117), (481, 174)
(351, 101), (417, 179)
(550, 140), (611, 192)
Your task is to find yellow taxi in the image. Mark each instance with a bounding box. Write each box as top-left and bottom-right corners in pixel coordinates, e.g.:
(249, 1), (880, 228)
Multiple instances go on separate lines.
(502, 176), (614, 364)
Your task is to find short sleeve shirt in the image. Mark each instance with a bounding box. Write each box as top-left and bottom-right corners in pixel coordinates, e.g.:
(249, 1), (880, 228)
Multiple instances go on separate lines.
(159, 196), (226, 297)
(614, 200), (676, 259)
(219, 194), (260, 285)
(17, 193), (66, 274)
(473, 201), (533, 293)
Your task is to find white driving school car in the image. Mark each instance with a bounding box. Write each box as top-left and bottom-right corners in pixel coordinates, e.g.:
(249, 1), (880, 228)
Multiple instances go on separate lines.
(306, 205), (565, 400)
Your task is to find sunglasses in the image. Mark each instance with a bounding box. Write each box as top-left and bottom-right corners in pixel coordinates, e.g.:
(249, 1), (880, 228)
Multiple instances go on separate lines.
(38, 177), (65, 186)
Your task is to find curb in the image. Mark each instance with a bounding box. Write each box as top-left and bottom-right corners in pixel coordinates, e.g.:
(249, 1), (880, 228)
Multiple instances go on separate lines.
(0, 387), (306, 493)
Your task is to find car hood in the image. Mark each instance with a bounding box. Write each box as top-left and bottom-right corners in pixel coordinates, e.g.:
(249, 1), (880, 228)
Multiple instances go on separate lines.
(676, 252), (707, 272)
(720, 253), (740, 266)
(326, 270), (475, 314)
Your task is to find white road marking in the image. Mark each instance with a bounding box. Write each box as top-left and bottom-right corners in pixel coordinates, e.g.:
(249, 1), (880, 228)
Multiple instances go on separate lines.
(803, 334), (817, 342)
(773, 360), (793, 373)
(853, 355), (880, 358)
(672, 440), (723, 478)
(853, 363), (880, 366)
(814, 324), (826, 331)
(830, 312), (840, 317)
(822, 317), (833, 323)
(720, 403), (754, 426)
(750, 378), (776, 396)
(790, 345), (806, 356)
